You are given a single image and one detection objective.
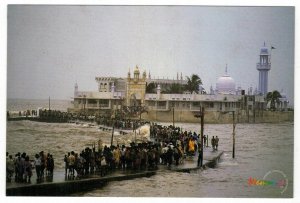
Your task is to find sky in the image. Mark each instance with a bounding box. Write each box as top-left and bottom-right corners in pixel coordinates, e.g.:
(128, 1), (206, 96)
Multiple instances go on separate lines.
(7, 5), (295, 105)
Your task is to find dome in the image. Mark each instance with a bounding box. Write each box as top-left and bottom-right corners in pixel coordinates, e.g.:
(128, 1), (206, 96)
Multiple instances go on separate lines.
(134, 65), (140, 74)
(260, 47), (269, 55)
(216, 74), (236, 95)
(280, 90), (287, 99)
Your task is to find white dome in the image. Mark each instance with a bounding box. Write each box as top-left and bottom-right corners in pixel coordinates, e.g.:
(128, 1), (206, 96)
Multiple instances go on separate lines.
(280, 91), (287, 99)
(216, 74), (236, 95)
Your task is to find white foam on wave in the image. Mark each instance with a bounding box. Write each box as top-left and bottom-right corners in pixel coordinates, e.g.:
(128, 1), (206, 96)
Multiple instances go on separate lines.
(218, 159), (239, 167)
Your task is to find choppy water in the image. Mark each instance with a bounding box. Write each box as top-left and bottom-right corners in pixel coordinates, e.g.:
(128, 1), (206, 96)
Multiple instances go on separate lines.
(6, 120), (293, 197)
(6, 99), (294, 197)
(77, 122), (293, 198)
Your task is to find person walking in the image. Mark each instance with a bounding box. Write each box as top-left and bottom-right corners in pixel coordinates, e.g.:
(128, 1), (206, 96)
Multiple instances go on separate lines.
(215, 136), (219, 151)
(211, 136), (216, 151)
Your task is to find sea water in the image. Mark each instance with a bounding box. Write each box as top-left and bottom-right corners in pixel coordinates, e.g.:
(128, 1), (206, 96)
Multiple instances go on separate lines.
(6, 99), (293, 197)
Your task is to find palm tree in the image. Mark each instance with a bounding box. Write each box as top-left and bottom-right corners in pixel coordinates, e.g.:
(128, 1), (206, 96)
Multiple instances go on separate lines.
(266, 90), (282, 110)
(146, 82), (156, 93)
(165, 83), (184, 94)
(185, 74), (202, 93)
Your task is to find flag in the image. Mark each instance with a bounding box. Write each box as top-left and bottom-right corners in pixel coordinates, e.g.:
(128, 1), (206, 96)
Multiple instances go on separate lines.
(271, 46), (276, 49)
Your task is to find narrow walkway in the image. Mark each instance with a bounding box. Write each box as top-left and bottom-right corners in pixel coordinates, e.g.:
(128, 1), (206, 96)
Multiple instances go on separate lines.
(6, 148), (223, 196)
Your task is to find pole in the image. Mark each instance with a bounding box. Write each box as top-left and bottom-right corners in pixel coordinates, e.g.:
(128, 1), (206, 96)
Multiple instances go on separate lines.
(111, 111), (115, 146)
(135, 122), (137, 142)
(111, 122), (114, 146)
(83, 96), (86, 113)
(232, 111), (236, 159)
(172, 107), (175, 126)
(200, 106), (204, 167)
(253, 96), (256, 123)
(140, 109), (142, 122)
(206, 134), (208, 147)
(48, 96), (50, 110)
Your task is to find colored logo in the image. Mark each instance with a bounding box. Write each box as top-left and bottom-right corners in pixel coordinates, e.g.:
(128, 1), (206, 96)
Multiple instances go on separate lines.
(248, 170), (288, 194)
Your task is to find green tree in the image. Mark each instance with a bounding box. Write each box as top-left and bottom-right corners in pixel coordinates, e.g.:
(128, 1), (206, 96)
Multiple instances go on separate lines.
(146, 82), (156, 93)
(185, 74), (202, 93)
(266, 90), (282, 110)
(165, 83), (184, 94)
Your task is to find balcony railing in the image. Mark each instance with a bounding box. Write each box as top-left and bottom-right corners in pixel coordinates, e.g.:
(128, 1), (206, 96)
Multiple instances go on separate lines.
(256, 63), (271, 70)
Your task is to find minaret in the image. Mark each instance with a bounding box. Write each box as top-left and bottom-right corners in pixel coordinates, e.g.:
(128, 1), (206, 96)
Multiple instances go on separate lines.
(74, 82), (78, 97)
(257, 42), (271, 95)
(210, 85), (214, 95)
(127, 68), (131, 81)
(134, 65), (140, 83)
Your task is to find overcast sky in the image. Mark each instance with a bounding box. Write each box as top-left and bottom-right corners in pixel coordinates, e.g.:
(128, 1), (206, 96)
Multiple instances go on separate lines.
(7, 6), (295, 105)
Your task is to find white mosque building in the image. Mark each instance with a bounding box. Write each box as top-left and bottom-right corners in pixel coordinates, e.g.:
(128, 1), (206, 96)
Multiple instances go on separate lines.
(69, 43), (290, 118)
(71, 63), (266, 118)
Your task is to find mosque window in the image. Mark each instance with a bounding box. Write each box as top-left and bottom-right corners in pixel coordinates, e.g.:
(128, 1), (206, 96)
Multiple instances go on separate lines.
(170, 101), (175, 107)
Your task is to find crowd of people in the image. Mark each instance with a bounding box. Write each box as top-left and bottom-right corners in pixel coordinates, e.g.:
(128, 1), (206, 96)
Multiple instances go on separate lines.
(61, 124), (220, 179)
(150, 123), (213, 153)
(63, 141), (185, 180)
(96, 116), (148, 131)
(7, 123), (220, 183)
(64, 143), (161, 179)
(39, 109), (72, 122)
(64, 147), (101, 179)
(6, 151), (55, 183)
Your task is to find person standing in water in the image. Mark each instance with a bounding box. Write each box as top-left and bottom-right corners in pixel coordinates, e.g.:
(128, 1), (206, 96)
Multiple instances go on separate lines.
(215, 136), (219, 151)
